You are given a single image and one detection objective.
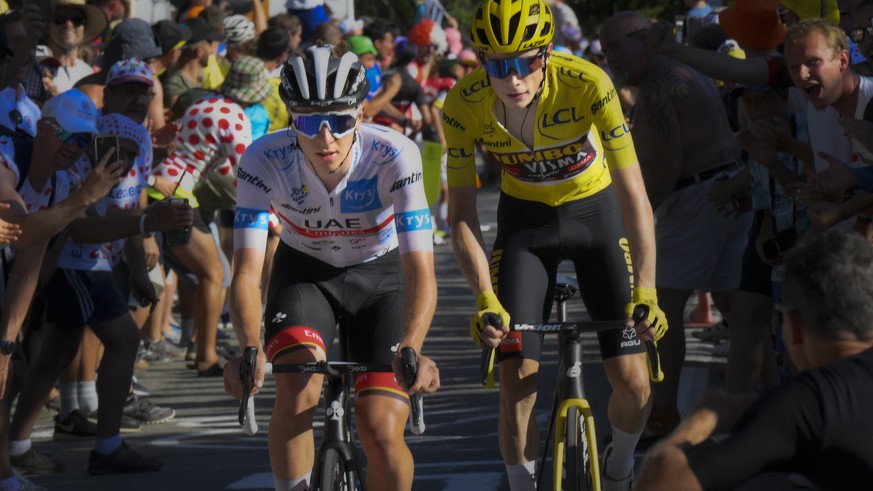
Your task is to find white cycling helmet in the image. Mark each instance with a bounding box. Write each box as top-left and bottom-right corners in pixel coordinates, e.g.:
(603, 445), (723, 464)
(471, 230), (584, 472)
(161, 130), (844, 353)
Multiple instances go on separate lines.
(223, 15), (256, 46)
(279, 44), (369, 110)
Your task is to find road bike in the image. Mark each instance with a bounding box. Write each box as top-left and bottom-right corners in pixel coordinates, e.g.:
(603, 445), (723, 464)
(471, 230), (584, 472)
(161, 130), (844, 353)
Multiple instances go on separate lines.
(480, 280), (660, 491)
(238, 345), (424, 491)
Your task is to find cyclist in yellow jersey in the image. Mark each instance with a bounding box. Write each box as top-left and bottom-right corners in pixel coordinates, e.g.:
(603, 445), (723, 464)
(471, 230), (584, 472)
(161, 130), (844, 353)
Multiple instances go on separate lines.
(442, 1), (668, 489)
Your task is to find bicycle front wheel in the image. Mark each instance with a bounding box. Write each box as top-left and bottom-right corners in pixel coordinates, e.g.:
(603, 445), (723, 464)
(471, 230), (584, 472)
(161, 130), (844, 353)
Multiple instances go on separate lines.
(563, 406), (593, 491)
(319, 448), (355, 491)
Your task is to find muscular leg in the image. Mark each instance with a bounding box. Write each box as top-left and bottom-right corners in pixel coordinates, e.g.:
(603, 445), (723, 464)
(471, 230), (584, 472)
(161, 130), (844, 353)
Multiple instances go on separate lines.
(604, 353), (652, 432)
(497, 357), (540, 466)
(88, 313), (141, 437)
(169, 226), (223, 371)
(649, 287), (693, 423)
(356, 394), (412, 491)
(268, 348), (323, 481)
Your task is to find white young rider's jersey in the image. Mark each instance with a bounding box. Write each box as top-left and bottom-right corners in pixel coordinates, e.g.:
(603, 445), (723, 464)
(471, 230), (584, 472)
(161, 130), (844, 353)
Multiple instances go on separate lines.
(234, 123), (433, 268)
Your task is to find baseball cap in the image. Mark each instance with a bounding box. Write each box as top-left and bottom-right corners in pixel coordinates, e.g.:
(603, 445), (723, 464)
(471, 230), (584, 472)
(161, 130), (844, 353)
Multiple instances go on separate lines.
(185, 16), (223, 44)
(101, 19), (163, 70)
(339, 18), (364, 36)
(42, 89), (99, 134)
(152, 20), (192, 55)
(348, 35), (378, 56)
(106, 59), (155, 86)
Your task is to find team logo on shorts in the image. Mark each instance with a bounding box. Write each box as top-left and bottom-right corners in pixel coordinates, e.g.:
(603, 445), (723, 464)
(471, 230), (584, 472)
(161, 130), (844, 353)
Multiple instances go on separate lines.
(272, 312), (287, 324)
(621, 326), (641, 348)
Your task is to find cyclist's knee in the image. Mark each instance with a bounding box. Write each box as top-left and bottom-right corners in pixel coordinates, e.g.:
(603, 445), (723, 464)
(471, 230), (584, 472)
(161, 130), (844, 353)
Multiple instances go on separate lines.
(272, 348), (326, 413)
(356, 399), (408, 461)
(604, 355), (651, 407)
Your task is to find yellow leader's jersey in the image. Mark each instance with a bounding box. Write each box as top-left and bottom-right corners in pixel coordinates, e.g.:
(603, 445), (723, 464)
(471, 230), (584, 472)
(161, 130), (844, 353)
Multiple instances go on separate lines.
(442, 52), (639, 207)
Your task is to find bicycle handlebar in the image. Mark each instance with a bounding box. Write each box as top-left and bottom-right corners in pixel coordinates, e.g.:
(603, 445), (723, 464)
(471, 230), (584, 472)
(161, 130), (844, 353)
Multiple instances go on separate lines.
(237, 350), (427, 435)
(477, 307), (662, 386)
(240, 346), (258, 435)
(401, 347), (425, 435)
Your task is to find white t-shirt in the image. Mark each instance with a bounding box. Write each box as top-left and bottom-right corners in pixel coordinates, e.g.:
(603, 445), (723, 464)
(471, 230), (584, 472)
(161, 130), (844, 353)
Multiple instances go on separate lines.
(806, 75), (873, 172)
(806, 75), (873, 231)
(58, 114), (153, 271)
(51, 59), (94, 94)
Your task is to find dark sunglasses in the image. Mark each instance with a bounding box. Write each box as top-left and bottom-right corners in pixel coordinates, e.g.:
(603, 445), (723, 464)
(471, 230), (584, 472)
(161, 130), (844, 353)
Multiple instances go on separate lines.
(850, 24), (873, 43)
(53, 13), (86, 28)
(46, 120), (92, 148)
(482, 48), (547, 79)
(292, 112), (358, 139)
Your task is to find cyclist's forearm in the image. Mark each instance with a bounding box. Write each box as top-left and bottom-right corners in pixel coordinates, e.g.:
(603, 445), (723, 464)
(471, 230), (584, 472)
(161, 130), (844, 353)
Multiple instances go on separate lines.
(450, 217), (492, 296)
(230, 271), (264, 349)
(612, 167), (657, 289)
(399, 251), (437, 351)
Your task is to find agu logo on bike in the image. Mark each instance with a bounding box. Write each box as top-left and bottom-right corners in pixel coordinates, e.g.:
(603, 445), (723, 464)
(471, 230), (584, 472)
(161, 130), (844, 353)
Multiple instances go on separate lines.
(341, 177), (381, 212)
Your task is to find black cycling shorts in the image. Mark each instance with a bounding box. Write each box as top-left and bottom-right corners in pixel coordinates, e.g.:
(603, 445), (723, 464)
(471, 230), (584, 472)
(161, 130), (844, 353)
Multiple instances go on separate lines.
(492, 189), (645, 362)
(264, 243), (404, 367)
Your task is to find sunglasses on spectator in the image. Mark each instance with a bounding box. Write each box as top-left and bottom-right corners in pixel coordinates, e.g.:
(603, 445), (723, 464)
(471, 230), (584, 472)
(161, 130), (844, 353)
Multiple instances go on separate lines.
(53, 13), (86, 27)
(292, 111), (359, 139)
(850, 24), (873, 43)
(45, 120), (92, 148)
(482, 47), (547, 79)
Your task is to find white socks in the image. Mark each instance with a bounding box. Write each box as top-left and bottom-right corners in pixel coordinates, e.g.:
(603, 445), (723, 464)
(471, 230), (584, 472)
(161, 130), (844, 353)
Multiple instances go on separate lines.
(8, 439), (31, 458)
(59, 382), (79, 419)
(506, 461), (537, 491)
(273, 471), (311, 491)
(606, 426), (641, 480)
(78, 380), (98, 415)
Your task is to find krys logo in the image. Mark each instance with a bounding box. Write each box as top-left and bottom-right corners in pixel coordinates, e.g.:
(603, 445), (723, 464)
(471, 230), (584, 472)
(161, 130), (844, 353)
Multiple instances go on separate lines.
(341, 176), (382, 212)
(233, 207), (269, 230)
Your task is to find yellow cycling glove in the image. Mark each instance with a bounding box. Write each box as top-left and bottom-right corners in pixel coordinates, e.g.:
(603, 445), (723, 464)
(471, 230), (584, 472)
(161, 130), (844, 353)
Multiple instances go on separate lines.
(626, 287), (668, 383)
(469, 291), (511, 348)
(625, 287), (668, 342)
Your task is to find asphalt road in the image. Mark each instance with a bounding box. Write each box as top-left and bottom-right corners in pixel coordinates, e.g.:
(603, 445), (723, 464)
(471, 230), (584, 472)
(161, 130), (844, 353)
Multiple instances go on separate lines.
(24, 183), (804, 491)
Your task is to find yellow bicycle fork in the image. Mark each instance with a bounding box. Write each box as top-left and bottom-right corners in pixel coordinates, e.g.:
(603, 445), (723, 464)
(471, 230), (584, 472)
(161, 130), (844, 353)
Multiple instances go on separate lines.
(553, 398), (601, 491)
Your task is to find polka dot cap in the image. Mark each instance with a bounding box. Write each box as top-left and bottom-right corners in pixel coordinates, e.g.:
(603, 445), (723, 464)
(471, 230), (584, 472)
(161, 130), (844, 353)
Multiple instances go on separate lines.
(106, 59), (155, 87)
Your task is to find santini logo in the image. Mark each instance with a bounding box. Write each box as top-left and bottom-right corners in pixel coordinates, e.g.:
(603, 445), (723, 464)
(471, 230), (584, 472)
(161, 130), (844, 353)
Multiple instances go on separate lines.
(390, 172), (422, 192)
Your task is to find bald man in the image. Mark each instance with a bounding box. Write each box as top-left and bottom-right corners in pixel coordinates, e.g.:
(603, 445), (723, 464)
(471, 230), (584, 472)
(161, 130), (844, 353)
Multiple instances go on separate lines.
(599, 11), (751, 443)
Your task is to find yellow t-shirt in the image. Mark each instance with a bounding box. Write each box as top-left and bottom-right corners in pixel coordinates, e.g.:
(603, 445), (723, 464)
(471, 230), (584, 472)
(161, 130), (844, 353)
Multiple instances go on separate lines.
(263, 77), (289, 133)
(202, 54), (226, 91)
(442, 52), (638, 206)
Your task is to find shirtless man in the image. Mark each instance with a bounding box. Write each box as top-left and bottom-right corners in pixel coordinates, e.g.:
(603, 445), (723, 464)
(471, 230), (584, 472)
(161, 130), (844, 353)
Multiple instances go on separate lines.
(600, 11), (751, 441)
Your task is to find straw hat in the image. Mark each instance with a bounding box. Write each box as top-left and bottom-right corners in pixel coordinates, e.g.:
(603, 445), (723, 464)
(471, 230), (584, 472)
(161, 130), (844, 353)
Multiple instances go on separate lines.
(51, 0), (108, 45)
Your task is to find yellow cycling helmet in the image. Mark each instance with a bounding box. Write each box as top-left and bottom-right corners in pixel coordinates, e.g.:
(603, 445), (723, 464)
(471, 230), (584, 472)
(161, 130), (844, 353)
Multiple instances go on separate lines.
(470, 0), (555, 54)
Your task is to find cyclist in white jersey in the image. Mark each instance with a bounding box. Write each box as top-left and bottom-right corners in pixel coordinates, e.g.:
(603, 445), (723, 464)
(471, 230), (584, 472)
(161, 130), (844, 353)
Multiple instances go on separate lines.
(223, 44), (440, 491)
